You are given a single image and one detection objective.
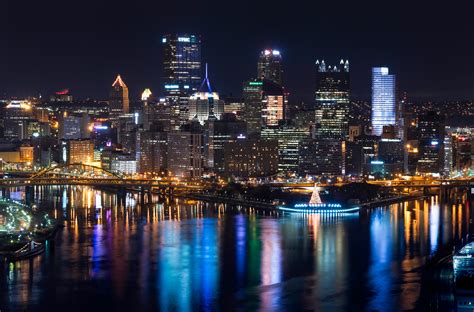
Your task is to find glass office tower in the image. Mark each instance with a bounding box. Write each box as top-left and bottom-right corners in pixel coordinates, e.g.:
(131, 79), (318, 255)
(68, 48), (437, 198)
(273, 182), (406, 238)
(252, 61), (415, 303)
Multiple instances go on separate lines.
(162, 34), (201, 93)
(371, 67), (396, 136)
(314, 59), (350, 139)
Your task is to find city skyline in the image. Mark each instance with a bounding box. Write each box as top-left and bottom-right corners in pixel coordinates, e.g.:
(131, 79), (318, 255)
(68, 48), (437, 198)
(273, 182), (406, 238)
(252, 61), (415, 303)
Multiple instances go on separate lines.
(3, 2), (474, 101)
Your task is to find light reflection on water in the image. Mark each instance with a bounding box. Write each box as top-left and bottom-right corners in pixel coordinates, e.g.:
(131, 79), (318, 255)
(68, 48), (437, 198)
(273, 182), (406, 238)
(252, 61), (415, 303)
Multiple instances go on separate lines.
(0, 186), (471, 311)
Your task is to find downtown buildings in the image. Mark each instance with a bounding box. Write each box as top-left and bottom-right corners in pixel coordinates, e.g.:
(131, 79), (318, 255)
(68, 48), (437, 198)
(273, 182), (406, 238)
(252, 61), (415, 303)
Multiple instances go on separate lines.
(371, 67), (397, 136)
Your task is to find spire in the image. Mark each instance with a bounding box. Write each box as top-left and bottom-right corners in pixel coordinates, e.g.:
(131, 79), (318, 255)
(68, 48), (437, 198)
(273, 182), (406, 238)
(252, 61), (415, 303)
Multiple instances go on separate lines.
(199, 63), (212, 93)
(344, 60), (350, 72)
(112, 75), (127, 88)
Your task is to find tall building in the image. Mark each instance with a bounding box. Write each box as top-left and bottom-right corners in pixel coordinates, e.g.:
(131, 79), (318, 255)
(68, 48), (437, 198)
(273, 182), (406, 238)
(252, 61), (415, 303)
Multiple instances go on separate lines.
(188, 64), (224, 124)
(417, 111), (445, 175)
(257, 49), (283, 85)
(206, 113), (247, 172)
(371, 67), (396, 136)
(298, 139), (345, 176)
(2, 100), (34, 140)
(261, 121), (310, 174)
(66, 139), (94, 165)
(109, 75), (130, 118)
(136, 130), (168, 174)
(242, 79), (286, 136)
(162, 34), (201, 93)
(314, 59), (350, 139)
(167, 122), (204, 179)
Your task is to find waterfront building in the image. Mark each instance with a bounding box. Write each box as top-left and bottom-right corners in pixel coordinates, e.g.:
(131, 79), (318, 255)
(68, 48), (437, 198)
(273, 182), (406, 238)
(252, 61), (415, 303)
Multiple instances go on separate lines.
(110, 154), (137, 175)
(167, 124), (204, 179)
(378, 138), (404, 176)
(298, 138), (345, 176)
(345, 134), (379, 176)
(417, 111), (445, 175)
(205, 113), (247, 172)
(66, 139), (94, 165)
(109, 75), (130, 119)
(261, 121), (310, 174)
(314, 59), (350, 139)
(136, 130), (168, 174)
(223, 138), (278, 179)
(257, 49), (283, 85)
(371, 67), (396, 136)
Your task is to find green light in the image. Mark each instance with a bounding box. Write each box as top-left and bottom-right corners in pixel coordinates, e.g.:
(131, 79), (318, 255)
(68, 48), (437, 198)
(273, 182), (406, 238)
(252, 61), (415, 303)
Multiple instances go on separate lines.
(249, 82), (263, 86)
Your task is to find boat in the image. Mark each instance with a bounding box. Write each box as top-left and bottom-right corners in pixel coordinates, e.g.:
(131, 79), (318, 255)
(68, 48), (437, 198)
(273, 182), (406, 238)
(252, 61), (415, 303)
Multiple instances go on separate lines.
(277, 184), (360, 214)
(453, 241), (474, 288)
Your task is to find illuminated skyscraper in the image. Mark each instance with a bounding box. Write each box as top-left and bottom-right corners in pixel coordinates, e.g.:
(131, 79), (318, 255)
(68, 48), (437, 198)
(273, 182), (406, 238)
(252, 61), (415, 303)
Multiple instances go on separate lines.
(371, 67), (396, 136)
(258, 49), (283, 85)
(109, 75), (129, 118)
(188, 64), (224, 124)
(162, 34), (201, 93)
(242, 79), (286, 136)
(314, 59), (350, 139)
(162, 34), (201, 129)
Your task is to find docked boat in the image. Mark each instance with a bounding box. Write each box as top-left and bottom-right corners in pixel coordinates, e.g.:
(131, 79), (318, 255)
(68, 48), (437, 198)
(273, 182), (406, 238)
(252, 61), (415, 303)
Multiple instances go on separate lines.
(277, 184), (360, 214)
(453, 241), (474, 287)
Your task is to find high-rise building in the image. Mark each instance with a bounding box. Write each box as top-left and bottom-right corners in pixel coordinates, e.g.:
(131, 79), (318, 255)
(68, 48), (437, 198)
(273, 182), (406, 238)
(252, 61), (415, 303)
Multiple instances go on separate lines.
(50, 89), (73, 102)
(206, 113), (247, 172)
(136, 130), (168, 174)
(188, 64), (224, 124)
(167, 122), (204, 179)
(417, 111), (445, 175)
(257, 49), (283, 85)
(371, 67), (396, 136)
(242, 79), (286, 136)
(298, 139), (345, 176)
(66, 139), (94, 165)
(109, 75), (130, 118)
(314, 59), (350, 139)
(162, 34), (201, 93)
(261, 121), (310, 174)
(2, 100), (34, 140)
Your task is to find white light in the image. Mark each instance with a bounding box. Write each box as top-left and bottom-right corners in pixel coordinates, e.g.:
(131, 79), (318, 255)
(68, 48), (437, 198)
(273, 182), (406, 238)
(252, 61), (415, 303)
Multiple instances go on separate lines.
(381, 67), (389, 75)
(264, 50), (271, 56)
(272, 50), (280, 56)
(178, 37), (190, 42)
(162, 38), (167, 43)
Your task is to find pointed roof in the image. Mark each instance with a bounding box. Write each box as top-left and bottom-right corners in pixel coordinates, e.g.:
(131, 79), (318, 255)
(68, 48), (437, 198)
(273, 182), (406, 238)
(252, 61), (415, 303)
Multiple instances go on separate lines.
(198, 63), (212, 93)
(112, 75), (127, 88)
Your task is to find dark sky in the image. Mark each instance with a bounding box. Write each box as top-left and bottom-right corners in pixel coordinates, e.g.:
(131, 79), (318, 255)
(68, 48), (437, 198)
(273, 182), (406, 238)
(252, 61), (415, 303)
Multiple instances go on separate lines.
(2, 1), (473, 102)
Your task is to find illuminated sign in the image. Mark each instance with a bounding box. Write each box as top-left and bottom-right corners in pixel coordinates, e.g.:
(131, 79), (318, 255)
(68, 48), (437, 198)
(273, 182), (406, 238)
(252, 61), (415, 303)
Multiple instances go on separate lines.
(184, 85), (190, 89)
(371, 160), (384, 165)
(178, 37), (190, 42)
(94, 125), (108, 130)
(249, 82), (263, 86)
(431, 140), (439, 146)
(162, 38), (167, 43)
(272, 50), (280, 56)
(165, 84), (180, 89)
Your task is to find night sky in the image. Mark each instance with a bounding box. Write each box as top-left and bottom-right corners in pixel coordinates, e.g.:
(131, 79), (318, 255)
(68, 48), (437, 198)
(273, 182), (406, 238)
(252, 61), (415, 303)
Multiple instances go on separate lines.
(2, 1), (473, 102)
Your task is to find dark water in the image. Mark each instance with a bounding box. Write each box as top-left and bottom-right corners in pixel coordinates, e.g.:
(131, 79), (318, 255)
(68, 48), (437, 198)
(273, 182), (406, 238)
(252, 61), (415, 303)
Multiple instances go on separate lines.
(0, 186), (472, 311)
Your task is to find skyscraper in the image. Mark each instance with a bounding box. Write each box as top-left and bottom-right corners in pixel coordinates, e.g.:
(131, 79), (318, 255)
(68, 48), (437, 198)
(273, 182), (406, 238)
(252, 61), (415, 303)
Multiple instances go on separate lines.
(257, 49), (283, 85)
(242, 79), (286, 136)
(162, 34), (201, 129)
(314, 59), (350, 139)
(371, 67), (396, 136)
(109, 75), (129, 118)
(188, 64), (224, 124)
(162, 34), (201, 93)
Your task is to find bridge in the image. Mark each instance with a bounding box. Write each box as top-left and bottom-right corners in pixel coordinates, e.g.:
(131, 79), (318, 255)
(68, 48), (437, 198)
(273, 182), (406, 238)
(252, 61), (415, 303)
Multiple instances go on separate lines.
(0, 163), (206, 192)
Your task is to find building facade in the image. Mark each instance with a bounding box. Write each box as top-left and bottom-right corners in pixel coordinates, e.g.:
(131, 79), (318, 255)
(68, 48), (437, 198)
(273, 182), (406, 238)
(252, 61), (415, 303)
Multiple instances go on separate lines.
(109, 75), (130, 119)
(371, 67), (396, 136)
(257, 49), (283, 85)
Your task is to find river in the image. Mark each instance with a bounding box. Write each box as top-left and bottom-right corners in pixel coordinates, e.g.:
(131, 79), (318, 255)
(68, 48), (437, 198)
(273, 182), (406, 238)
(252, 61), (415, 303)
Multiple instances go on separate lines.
(0, 186), (471, 311)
